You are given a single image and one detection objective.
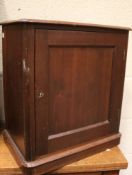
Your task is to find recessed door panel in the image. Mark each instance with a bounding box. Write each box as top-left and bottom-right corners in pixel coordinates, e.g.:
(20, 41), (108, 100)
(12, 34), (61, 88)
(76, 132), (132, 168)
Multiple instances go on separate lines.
(49, 47), (113, 135)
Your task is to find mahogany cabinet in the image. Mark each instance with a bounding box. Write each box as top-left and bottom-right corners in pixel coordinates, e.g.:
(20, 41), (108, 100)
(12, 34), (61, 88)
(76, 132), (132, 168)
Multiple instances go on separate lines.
(1, 20), (130, 175)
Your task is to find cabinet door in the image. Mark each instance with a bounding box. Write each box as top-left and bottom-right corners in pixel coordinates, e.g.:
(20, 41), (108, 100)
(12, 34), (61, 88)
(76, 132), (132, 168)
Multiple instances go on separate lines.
(35, 29), (127, 156)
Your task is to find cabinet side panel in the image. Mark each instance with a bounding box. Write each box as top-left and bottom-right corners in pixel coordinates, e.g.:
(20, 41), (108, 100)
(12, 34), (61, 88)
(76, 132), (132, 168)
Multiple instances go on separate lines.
(2, 24), (25, 156)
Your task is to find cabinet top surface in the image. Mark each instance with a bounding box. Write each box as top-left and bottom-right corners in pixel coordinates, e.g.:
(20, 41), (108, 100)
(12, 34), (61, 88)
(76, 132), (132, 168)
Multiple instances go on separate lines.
(0, 19), (131, 30)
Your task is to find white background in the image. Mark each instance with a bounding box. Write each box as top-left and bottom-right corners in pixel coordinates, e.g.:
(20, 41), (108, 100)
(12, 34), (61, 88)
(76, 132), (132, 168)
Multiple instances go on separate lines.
(0, 1), (132, 174)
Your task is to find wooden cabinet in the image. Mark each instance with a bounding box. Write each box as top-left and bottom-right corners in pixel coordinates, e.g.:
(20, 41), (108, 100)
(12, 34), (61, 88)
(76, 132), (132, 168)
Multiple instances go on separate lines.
(1, 20), (129, 175)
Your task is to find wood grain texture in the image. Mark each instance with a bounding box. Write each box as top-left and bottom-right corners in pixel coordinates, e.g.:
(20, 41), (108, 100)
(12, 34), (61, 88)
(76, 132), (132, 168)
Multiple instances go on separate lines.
(2, 24), (26, 156)
(34, 28), (128, 154)
(35, 29), (49, 156)
(1, 22), (129, 174)
(53, 148), (127, 173)
(0, 134), (127, 174)
(0, 134), (22, 174)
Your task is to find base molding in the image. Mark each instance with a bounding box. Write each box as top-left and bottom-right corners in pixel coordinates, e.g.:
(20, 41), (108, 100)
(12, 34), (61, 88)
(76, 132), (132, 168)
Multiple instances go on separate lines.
(3, 129), (121, 175)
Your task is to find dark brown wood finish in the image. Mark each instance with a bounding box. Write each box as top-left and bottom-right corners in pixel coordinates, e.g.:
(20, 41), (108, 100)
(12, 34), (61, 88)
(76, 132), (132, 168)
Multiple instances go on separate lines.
(1, 20), (129, 175)
(103, 170), (119, 175)
(2, 24), (26, 156)
(35, 29), (128, 154)
(35, 29), (49, 156)
(22, 24), (36, 161)
(0, 19), (131, 30)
